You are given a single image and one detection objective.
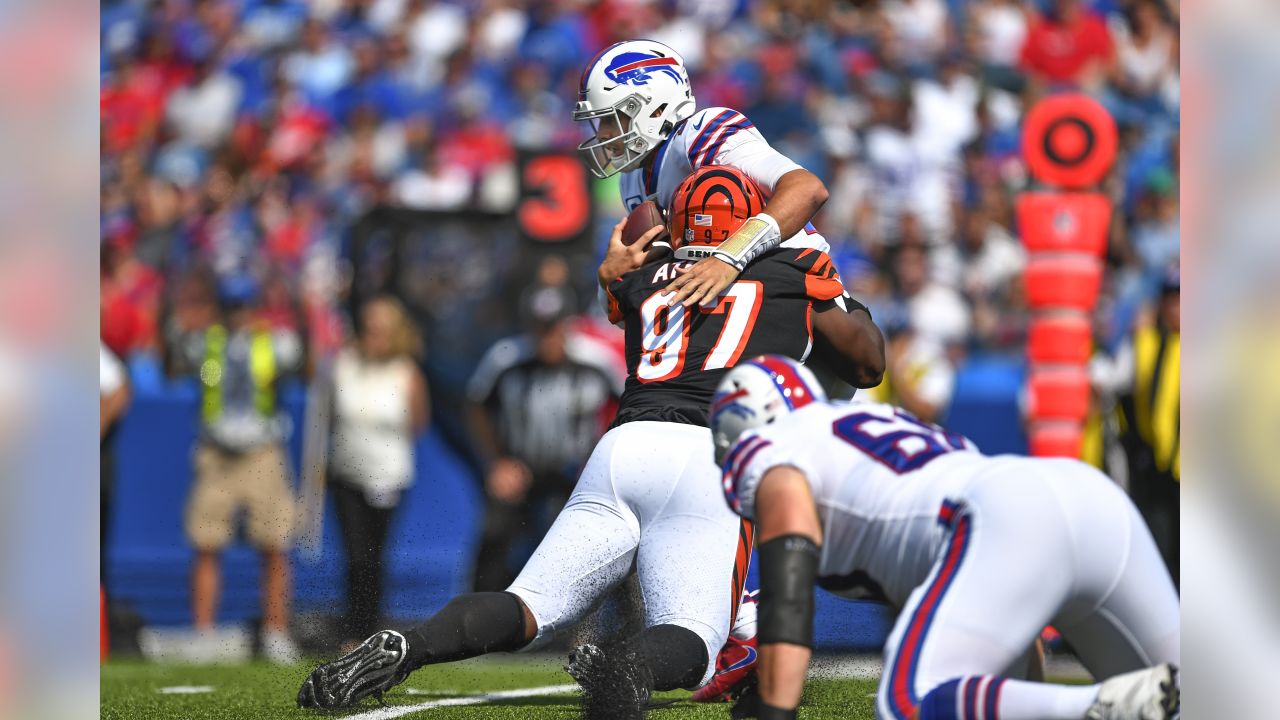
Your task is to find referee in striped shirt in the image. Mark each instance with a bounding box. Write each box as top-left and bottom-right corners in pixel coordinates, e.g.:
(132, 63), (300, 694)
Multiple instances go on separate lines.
(466, 283), (622, 592)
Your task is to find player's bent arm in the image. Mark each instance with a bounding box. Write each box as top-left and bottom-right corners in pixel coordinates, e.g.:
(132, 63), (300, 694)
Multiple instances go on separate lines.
(811, 304), (886, 389)
(663, 166), (828, 308)
(762, 169), (829, 241)
(704, 169), (829, 274)
(754, 466), (822, 715)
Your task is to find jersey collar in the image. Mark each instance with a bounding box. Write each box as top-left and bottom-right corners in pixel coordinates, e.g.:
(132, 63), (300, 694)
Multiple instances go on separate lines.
(644, 118), (686, 198)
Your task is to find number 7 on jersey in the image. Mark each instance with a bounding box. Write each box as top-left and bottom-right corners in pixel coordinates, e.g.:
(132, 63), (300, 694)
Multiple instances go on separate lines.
(636, 281), (763, 382)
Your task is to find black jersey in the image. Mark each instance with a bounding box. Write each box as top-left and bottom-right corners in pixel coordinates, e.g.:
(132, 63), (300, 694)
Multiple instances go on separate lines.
(604, 247), (847, 427)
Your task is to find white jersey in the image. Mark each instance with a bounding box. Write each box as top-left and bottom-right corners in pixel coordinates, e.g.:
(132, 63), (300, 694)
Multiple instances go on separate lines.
(723, 399), (985, 605)
(725, 400), (1180, 720)
(619, 105), (830, 253)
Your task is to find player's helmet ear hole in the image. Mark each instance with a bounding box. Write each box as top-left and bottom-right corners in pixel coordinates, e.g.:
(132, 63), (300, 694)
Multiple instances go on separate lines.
(649, 103), (668, 119)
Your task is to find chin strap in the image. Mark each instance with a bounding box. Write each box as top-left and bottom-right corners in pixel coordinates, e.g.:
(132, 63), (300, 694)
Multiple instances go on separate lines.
(711, 213), (782, 271)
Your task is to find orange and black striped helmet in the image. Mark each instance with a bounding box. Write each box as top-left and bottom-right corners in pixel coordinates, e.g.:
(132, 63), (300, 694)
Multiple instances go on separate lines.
(668, 165), (765, 261)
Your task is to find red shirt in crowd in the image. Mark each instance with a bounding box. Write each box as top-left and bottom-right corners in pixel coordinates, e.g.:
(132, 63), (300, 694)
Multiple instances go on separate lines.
(1020, 9), (1113, 85)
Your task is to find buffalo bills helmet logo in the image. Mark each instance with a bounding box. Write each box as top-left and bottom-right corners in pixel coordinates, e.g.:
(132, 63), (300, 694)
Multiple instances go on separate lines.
(604, 52), (683, 87)
(711, 387), (755, 423)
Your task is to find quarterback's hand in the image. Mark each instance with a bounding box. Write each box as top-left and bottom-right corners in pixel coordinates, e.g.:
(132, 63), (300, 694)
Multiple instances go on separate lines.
(486, 457), (532, 503)
(665, 255), (740, 308)
(598, 218), (666, 288)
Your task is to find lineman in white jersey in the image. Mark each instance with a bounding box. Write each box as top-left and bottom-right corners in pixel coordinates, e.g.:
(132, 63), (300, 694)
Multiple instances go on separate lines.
(710, 355), (1179, 720)
(576, 39), (833, 309)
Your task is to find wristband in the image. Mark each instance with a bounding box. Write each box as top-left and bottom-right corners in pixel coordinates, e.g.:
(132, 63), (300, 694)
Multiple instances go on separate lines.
(711, 213), (782, 271)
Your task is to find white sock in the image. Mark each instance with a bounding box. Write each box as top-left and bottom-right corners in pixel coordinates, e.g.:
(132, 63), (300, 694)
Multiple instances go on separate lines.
(994, 678), (1098, 719)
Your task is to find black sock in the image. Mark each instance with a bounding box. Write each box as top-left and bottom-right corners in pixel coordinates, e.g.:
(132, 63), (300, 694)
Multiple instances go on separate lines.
(628, 624), (709, 691)
(402, 592), (529, 670)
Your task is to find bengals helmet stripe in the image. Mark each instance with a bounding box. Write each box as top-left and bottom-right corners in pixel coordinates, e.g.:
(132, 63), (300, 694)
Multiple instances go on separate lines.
(668, 165), (765, 261)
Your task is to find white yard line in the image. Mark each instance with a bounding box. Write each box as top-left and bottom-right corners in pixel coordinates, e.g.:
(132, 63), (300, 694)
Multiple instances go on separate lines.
(156, 685), (215, 694)
(344, 683), (581, 720)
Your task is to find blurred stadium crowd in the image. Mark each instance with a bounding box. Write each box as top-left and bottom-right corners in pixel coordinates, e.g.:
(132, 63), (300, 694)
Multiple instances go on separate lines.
(99, 0), (1180, 654)
(101, 0), (1179, 367)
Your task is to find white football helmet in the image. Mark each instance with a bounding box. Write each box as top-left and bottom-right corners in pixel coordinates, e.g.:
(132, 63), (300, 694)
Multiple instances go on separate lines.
(710, 355), (827, 465)
(575, 39), (696, 179)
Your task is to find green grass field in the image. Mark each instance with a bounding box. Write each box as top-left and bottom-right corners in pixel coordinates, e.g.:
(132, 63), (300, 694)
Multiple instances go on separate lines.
(102, 656), (880, 719)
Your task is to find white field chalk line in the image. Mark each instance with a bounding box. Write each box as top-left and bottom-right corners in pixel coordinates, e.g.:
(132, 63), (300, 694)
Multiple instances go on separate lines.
(345, 683), (580, 719)
(156, 686), (215, 694)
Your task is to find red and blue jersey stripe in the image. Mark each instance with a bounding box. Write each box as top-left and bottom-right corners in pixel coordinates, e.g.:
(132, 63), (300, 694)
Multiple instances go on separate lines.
(937, 499), (961, 527)
(721, 435), (771, 513)
(686, 110), (738, 166)
(697, 116), (755, 167)
(887, 510), (973, 720)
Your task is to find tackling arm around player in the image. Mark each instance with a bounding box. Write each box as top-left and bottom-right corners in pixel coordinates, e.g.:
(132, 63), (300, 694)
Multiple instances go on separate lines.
(597, 216), (885, 390)
(663, 168), (829, 308)
(576, 40), (841, 310)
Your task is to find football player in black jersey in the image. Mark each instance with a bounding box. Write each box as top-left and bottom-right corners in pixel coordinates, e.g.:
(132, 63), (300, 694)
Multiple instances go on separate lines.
(603, 165), (882, 430)
(297, 167), (882, 719)
(594, 165), (883, 704)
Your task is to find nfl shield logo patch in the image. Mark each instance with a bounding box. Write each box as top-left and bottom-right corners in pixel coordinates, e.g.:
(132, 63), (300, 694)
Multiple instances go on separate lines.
(693, 214), (713, 226)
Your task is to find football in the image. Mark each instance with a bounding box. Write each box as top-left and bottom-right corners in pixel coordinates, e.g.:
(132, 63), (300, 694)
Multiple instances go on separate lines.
(622, 200), (670, 247)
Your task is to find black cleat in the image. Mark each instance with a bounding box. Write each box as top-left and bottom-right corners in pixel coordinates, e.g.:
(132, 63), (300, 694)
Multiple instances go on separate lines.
(297, 630), (412, 710)
(567, 642), (653, 720)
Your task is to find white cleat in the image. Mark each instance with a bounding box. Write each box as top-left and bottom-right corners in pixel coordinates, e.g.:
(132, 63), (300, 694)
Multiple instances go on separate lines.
(1086, 664), (1179, 720)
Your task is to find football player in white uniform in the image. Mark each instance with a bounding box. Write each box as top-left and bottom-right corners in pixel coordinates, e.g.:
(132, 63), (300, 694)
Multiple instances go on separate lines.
(709, 355), (1180, 720)
(576, 39), (831, 309)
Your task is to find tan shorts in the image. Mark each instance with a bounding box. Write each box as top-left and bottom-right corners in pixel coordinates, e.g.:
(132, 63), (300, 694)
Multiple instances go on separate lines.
(186, 442), (295, 551)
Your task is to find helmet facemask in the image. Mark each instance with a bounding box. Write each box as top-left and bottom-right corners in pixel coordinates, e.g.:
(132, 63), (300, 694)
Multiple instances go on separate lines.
(575, 94), (656, 179)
